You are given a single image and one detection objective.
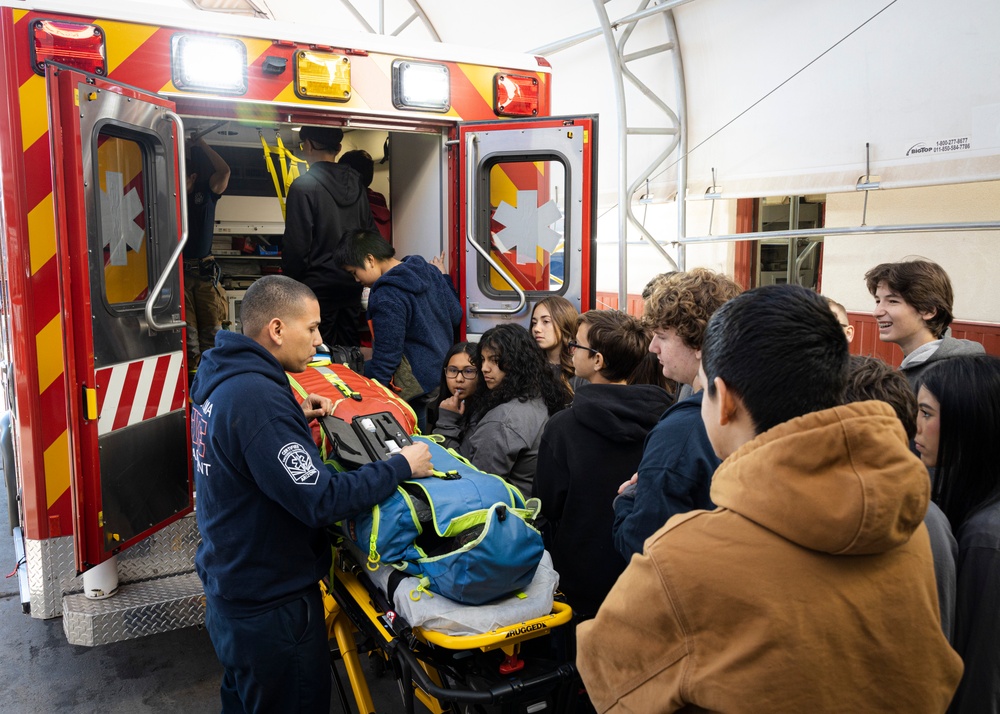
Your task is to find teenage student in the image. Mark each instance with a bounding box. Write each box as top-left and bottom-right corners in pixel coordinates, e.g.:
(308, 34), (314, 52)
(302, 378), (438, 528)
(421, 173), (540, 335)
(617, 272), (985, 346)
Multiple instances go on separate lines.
(434, 323), (567, 496)
(577, 284), (963, 713)
(534, 309), (672, 619)
(824, 296), (855, 343)
(843, 354), (958, 642)
(335, 229), (461, 432)
(865, 259), (984, 387)
(531, 296), (585, 397)
(612, 268), (743, 559)
(427, 342), (478, 431)
(917, 354), (1000, 713)
(283, 126), (377, 348)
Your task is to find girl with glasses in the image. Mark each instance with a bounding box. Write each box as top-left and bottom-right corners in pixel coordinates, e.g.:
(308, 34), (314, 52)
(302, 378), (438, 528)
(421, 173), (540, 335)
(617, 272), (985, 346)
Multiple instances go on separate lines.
(427, 342), (479, 431)
(434, 324), (568, 496)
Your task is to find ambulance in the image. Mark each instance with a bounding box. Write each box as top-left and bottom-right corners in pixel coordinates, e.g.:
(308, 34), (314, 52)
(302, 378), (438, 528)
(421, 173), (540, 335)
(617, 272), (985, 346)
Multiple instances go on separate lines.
(0, 1), (596, 645)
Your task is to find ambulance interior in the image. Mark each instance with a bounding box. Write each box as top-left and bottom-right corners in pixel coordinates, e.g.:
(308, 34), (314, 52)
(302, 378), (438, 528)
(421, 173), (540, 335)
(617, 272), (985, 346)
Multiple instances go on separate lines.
(182, 115), (447, 332)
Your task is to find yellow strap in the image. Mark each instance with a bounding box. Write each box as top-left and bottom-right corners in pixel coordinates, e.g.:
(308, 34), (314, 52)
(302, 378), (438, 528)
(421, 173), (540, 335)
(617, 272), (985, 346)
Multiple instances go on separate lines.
(275, 132), (306, 196)
(259, 131), (308, 220)
(259, 132), (286, 219)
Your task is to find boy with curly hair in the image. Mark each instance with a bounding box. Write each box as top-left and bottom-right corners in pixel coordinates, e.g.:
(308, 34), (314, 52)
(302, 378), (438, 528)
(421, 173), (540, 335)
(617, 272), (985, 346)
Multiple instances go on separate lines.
(612, 268), (743, 559)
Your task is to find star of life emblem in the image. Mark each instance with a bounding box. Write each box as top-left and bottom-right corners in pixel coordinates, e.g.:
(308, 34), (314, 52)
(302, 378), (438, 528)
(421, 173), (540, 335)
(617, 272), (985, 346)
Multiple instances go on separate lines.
(279, 443), (320, 485)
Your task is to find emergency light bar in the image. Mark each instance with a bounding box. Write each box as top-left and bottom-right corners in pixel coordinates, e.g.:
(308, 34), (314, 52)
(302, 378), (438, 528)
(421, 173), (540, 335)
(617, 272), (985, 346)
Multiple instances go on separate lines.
(392, 60), (450, 112)
(494, 73), (539, 117)
(171, 35), (248, 95)
(295, 51), (351, 102)
(31, 19), (107, 77)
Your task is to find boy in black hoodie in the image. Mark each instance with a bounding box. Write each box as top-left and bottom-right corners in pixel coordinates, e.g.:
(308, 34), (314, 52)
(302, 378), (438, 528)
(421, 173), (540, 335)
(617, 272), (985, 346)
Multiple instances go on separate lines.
(282, 126), (378, 347)
(190, 275), (431, 712)
(534, 309), (673, 619)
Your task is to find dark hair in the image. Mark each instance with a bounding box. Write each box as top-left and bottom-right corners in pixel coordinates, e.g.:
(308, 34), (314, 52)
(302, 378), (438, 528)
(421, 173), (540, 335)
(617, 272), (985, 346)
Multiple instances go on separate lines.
(299, 126), (344, 152)
(473, 323), (568, 418)
(920, 355), (1000, 530)
(627, 352), (678, 393)
(579, 309), (649, 383)
(334, 228), (395, 268)
(844, 355), (917, 441)
(532, 296), (579, 396)
(339, 149), (374, 187)
(644, 268), (744, 349)
(702, 284), (849, 434)
(864, 259), (954, 339)
(240, 275), (317, 339)
(429, 341), (479, 429)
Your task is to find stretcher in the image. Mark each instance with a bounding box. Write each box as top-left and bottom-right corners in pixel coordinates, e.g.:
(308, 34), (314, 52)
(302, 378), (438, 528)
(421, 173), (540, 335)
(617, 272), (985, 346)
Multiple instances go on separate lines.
(324, 545), (583, 713)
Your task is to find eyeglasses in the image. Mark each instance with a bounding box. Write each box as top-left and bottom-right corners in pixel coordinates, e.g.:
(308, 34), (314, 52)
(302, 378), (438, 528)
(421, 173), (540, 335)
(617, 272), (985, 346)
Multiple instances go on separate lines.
(445, 366), (478, 379)
(567, 340), (599, 355)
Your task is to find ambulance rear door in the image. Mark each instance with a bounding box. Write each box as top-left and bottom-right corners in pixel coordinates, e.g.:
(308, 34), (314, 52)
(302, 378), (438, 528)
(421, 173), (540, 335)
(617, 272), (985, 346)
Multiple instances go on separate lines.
(47, 66), (192, 572)
(458, 116), (597, 337)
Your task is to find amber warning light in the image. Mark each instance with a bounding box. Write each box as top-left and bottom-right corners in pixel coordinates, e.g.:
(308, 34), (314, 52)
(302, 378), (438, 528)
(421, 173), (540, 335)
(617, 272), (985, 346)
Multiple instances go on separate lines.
(31, 19), (107, 77)
(494, 73), (539, 117)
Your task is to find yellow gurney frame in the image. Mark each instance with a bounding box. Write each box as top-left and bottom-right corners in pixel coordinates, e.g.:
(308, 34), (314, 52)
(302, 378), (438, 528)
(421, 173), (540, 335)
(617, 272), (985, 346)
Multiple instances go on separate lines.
(325, 547), (580, 714)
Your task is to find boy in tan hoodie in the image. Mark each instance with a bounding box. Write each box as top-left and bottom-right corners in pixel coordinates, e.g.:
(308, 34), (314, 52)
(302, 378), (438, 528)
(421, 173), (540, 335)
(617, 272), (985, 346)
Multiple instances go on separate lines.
(577, 284), (962, 713)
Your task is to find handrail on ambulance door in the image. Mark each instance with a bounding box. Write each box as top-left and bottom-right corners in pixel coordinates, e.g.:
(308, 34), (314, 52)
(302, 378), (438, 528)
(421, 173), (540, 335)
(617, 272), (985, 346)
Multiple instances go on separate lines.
(145, 110), (188, 332)
(464, 133), (527, 316)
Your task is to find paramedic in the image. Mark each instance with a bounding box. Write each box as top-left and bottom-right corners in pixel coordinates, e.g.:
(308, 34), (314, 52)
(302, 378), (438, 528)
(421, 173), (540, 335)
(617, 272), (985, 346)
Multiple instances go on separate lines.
(183, 137), (230, 375)
(577, 285), (962, 712)
(283, 126), (378, 348)
(190, 274), (432, 713)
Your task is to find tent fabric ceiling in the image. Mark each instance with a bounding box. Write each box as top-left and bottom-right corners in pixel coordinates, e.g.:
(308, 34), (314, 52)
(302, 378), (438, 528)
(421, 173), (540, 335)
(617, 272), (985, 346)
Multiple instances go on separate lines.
(141, 0), (1000, 200)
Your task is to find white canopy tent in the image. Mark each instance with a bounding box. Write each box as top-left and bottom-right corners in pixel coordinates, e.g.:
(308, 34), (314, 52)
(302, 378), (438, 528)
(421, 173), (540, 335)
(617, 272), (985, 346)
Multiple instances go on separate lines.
(135, 0), (1000, 312)
(167, 0), (1000, 196)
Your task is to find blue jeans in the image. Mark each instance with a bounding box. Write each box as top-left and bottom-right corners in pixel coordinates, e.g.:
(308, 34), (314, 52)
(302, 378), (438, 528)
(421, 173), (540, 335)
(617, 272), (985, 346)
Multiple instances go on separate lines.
(204, 589), (331, 713)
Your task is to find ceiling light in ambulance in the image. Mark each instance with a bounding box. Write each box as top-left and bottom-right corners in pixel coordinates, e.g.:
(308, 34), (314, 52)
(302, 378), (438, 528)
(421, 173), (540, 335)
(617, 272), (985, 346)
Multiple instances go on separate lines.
(294, 51), (351, 102)
(392, 60), (450, 112)
(494, 73), (539, 117)
(31, 19), (107, 77)
(171, 35), (248, 95)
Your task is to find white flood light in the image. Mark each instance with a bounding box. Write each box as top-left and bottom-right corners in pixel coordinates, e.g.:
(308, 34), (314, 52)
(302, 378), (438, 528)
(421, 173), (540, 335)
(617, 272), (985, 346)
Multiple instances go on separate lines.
(171, 34), (248, 95)
(392, 60), (450, 112)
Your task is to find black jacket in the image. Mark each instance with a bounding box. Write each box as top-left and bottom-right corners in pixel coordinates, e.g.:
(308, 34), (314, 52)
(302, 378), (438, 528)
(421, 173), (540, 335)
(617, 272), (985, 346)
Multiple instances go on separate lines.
(281, 161), (377, 299)
(534, 383), (673, 618)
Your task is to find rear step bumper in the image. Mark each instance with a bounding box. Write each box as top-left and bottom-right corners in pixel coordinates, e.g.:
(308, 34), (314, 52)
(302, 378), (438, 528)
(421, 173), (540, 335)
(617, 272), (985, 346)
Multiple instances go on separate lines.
(62, 570), (205, 646)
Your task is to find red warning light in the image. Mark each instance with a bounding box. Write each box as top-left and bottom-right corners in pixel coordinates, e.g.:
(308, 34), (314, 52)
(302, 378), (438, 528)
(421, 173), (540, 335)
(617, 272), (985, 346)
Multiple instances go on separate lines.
(494, 73), (539, 117)
(32, 19), (107, 77)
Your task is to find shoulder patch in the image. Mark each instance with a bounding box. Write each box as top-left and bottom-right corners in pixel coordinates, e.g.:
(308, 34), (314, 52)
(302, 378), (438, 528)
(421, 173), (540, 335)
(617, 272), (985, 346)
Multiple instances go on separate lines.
(278, 442), (320, 485)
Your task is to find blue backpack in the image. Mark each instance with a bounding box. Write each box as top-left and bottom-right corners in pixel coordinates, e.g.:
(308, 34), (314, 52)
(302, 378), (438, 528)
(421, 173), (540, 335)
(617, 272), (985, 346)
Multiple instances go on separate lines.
(340, 436), (545, 605)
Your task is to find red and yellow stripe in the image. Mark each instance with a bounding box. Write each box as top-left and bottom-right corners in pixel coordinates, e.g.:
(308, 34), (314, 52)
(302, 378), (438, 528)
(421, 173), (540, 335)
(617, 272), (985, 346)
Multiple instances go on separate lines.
(2, 6), (551, 540)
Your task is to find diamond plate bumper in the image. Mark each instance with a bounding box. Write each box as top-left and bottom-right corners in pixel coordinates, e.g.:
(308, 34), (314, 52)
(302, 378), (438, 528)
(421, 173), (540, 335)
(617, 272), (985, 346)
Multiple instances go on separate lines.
(62, 571), (205, 647)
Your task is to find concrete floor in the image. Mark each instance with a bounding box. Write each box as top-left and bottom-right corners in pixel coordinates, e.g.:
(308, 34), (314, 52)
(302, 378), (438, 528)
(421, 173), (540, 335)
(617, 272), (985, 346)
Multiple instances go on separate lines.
(0, 466), (406, 713)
